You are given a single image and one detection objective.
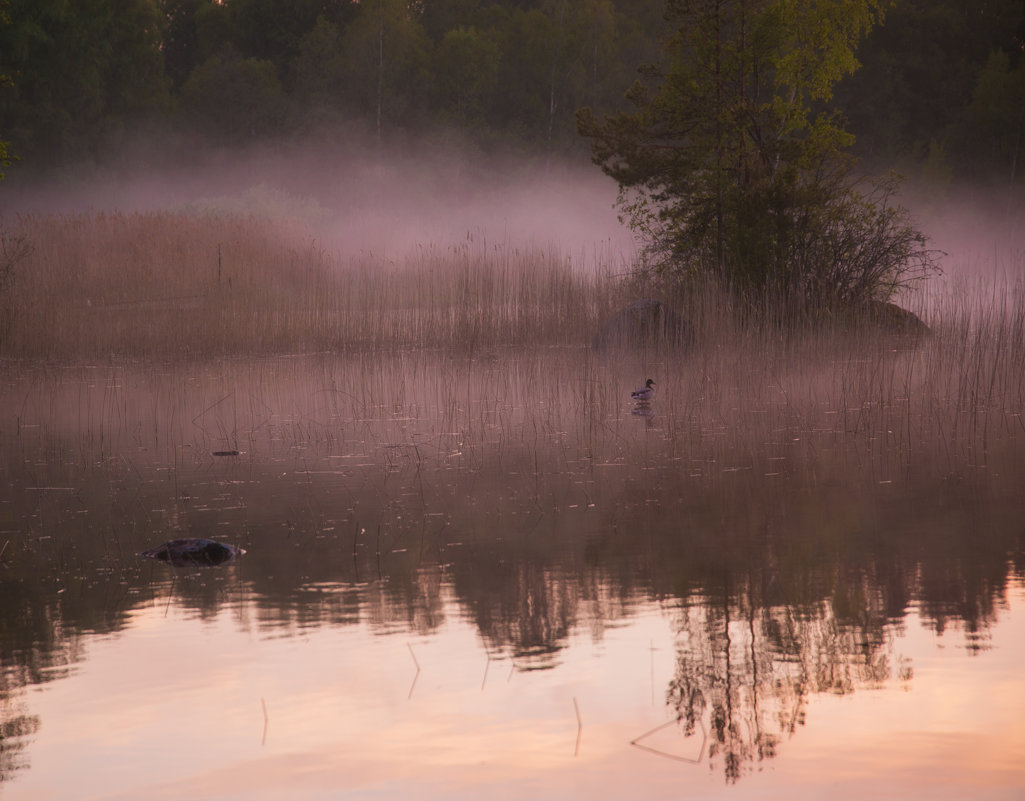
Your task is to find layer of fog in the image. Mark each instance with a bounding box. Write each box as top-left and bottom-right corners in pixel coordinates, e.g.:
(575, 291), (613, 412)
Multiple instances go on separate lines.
(0, 129), (1020, 298)
(893, 181), (1025, 321)
(0, 133), (637, 270)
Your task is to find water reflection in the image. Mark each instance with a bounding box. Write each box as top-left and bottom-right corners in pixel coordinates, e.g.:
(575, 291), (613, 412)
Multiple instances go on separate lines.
(0, 352), (1023, 795)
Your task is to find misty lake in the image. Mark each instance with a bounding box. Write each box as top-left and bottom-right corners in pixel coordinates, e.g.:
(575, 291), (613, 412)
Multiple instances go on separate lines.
(1, 347), (1023, 801)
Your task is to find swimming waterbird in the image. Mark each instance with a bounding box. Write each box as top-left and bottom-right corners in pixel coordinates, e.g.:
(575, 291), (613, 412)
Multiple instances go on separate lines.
(631, 378), (656, 402)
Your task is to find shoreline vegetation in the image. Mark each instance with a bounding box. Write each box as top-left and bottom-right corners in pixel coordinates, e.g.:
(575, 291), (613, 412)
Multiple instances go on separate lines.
(1, 209), (1022, 359)
(0, 210), (1022, 755)
(2, 211), (627, 360)
(0, 210), (1022, 486)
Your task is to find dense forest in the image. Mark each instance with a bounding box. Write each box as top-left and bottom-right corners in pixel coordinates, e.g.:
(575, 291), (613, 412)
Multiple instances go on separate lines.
(0, 0), (1023, 188)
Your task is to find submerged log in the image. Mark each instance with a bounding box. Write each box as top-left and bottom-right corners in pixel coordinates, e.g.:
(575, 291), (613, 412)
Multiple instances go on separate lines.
(140, 538), (245, 567)
(593, 298), (695, 350)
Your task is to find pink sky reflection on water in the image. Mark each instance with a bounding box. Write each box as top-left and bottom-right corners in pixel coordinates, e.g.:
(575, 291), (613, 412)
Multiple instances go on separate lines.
(7, 582), (1025, 801)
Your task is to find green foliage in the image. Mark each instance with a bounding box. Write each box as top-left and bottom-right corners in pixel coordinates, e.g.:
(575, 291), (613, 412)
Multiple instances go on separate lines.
(483, 1), (626, 150)
(0, 0), (661, 167)
(0, 0), (10, 178)
(834, 0), (1025, 178)
(340, 0), (433, 136)
(180, 49), (286, 137)
(160, 0), (231, 89)
(579, 0), (938, 315)
(0, 0), (1020, 185)
(0, 0), (27, 340)
(967, 49), (1025, 184)
(292, 16), (348, 123)
(226, 0), (352, 86)
(0, 0), (169, 162)
(434, 26), (500, 125)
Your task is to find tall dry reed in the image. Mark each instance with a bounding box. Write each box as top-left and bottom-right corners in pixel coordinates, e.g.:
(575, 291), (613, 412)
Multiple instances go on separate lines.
(1, 211), (624, 360)
(3, 209), (1024, 486)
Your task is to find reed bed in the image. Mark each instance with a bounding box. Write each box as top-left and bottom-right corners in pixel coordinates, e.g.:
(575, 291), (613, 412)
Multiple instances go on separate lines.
(1, 208), (1024, 490)
(0, 211), (624, 359)
(4, 309), (1024, 487)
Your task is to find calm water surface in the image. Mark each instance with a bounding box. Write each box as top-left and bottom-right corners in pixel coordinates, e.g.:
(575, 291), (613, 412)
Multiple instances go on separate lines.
(1, 350), (1023, 800)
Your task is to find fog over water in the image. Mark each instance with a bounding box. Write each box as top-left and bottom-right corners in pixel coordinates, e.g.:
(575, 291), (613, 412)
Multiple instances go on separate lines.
(4, 136), (1023, 310)
(0, 137), (638, 267)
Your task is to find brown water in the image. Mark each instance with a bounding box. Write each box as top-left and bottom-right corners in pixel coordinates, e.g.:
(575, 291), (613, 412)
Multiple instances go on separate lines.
(1, 350), (1023, 800)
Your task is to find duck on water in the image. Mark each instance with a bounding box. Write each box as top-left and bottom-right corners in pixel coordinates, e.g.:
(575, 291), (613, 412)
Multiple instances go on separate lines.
(631, 378), (656, 403)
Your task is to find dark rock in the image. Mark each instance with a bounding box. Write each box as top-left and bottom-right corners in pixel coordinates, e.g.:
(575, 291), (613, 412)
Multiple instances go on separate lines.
(140, 538), (245, 567)
(594, 298), (695, 350)
(862, 301), (931, 337)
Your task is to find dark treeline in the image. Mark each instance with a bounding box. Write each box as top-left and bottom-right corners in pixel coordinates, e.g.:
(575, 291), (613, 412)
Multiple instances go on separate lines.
(0, 0), (1023, 186)
(0, 0), (663, 167)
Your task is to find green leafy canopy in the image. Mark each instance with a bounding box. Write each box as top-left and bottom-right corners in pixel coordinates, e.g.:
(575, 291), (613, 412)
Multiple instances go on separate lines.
(578, 0), (939, 316)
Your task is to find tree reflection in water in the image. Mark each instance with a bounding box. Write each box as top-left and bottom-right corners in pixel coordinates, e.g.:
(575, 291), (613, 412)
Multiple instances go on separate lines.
(664, 577), (899, 782)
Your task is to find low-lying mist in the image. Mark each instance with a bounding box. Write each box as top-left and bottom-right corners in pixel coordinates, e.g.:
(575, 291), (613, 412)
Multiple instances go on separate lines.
(2, 126), (1022, 287)
(0, 133), (637, 268)
(1, 127), (1023, 357)
(898, 180), (1025, 285)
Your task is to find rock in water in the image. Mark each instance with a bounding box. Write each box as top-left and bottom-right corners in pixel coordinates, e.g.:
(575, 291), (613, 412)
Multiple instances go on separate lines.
(140, 538), (245, 567)
(864, 300), (931, 338)
(593, 298), (694, 350)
